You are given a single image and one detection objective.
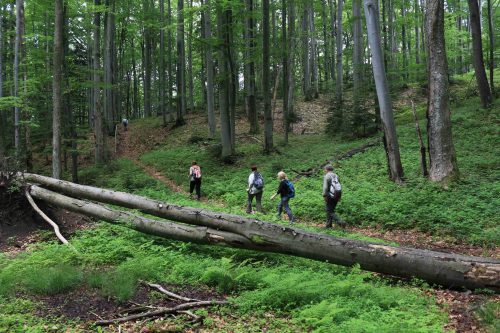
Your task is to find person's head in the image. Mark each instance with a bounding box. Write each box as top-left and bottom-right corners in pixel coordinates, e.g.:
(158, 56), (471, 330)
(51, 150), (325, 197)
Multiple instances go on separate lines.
(277, 171), (287, 180)
(192, 161), (197, 166)
(251, 164), (257, 172)
(324, 164), (334, 173)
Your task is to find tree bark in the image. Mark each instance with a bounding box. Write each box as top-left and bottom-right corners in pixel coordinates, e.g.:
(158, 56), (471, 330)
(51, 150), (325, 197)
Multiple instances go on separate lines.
(14, 0), (24, 154)
(364, 0), (404, 183)
(93, 0), (106, 164)
(467, 0), (492, 107)
(328, 0), (336, 83)
(104, 0), (116, 134)
(23, 175), (500, 291)
(0, 7), (4, 160)
(302, 6), (312, 101)
(203, 0), (216, 138)
(352, 0), (363, 102)
(176, 0), (186, 124)
(486, 0), (494, 96)
(160, 0), (167, 126)
(336, 0), (343, 104)
(263, 0), (273, 154)
(244, 0), (258, 134)
(286, 0), (296, 141)
(52, 0), (63, 179)
(426, 0), (459, 182)
(187, 0), (194, 114)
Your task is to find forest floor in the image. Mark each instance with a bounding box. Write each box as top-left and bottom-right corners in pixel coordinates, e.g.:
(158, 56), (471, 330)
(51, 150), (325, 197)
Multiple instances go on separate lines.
(1, 78), (499, 332)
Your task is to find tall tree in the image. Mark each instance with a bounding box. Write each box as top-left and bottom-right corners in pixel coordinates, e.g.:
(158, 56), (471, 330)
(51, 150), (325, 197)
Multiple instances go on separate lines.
(203, 0), (216, 138)
(426, 0), (459, 182)
(486, 0), (494, 95)
(328, 0), (336, 83)
(176, 0), (186, 124)
(263, 0), (273, 153)
(336, 0), (343, 104)
(104, 0), (116, 134)
(352, 0), (363, 101)
(52, 0), (64, 179)
(143, 0), (152, 117)
(0, 6), (4, 159)
(217, 3), (232, 158)
(285, 0), (296, 144)
(302, 5), (312, 101)
(160, 0), (167, 126)
(14, 0), (24, 154)
(364, 0), (404, 183)
(467, 0), (492, 107)
(93, 0), (106, 164)
(187, 0), (194, 113)
(245, 0), (258, 134)
(167, 0), (173, 121)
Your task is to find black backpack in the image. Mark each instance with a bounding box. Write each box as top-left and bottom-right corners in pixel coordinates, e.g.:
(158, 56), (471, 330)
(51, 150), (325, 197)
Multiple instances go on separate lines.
(253, 172), (264, 190)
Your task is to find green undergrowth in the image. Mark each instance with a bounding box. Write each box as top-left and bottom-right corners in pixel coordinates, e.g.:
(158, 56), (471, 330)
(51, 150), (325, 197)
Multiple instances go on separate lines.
(0, 224), (448, 332)
(138, 94), (499, 246)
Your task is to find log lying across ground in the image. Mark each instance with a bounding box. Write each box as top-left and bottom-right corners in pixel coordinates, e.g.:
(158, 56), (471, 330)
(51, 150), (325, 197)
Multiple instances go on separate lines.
(22, 173), (500, 291)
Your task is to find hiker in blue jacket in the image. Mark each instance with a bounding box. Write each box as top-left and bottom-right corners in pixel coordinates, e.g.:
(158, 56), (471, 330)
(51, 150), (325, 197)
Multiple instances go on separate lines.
(271, 171), (295, 225)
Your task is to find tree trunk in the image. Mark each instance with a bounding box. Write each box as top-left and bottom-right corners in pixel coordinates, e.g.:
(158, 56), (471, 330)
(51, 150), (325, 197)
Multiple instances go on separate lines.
(467, 0), (492, 107)
(143, 0), (152, 118)
(352, 0), (363, 102)
(364, 0), (404, 183)
(245, 0), (258, 134)
(93, 0), (106, 164)
(426, 0), (459, 182)
(104, 0), (116, 134)
(336, 0), (343, 104)
(0, 6), (4, 160)
(286, 0), (296, 140)
(187, 0), (194, 113)
(167, 0), (173, 121)
(160, 0), (166, 126)
(52, 0), (63, 179)
(23, 175), (500, 291)
(282, 0), (288, 144)
(263, 0), (273, 153)
(321, 0), (330, 86)
(309, 4), (319, 98)
(217, 4), (232, 159)
(302, 7), (312, 101)
(414, 0), (420, 65)
(203, 0), (216, 138)
(328, 0), (336, 83)
(176, 0), (186, 124)
(486, 0), (494, 96)
(14, 0), (24, 154)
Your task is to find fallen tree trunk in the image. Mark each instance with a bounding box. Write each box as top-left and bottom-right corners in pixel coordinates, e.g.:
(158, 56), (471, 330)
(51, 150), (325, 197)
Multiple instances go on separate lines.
(23, 174), (500, 291)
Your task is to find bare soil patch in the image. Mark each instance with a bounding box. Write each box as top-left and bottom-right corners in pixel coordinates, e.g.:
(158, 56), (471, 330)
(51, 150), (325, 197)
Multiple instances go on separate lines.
(0, 185), (93, 253)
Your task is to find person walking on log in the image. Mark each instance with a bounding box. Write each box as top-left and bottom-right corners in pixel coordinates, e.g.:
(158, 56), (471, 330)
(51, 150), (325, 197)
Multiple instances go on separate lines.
(322, 164), (346, 228)
(246, 165), (264, 214)
(271, 171), (295, 225)
(189, 161), (202, 200)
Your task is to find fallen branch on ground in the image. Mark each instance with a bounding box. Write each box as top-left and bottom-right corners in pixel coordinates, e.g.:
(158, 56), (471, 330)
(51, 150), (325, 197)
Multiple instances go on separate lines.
(143, 281), (199, 302)
(24, 188), (74, 249)
(95, 300), (229, 326)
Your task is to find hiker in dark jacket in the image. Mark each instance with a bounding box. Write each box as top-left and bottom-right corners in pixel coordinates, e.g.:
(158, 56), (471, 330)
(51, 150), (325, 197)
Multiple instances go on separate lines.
(271, 171), (295, 224)
(322, 164), (346, 228)
(246, 165), (264, 213)
(189, 161), (202, 200)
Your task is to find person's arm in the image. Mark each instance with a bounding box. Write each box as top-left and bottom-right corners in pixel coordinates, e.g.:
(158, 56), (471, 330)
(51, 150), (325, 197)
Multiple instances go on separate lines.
(247, 173), (254, 191)
(322, 174), (329, 197)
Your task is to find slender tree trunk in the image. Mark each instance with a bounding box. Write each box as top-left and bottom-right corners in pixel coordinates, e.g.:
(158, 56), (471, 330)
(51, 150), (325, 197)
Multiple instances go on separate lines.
(364, 0), (404, 183)
(52, 0), (63, 179)
(328, 0), (336, 82)
(160, 0), (166, 126)
(14, 0), (24, 154)
(167, 0), (173, 121)
(285, 0), (296, 144)
(104, 0), (116, 134)
(23, 176), (500, 292)
(302, 7), (312, 101)
(486, 0), (494, 95)
(321, 0), (330, 86)
(336, 0), (343, 104)
(467, 0), (492, 107)
(245, 0), (258, 134)
(176, 0), (186, 124)
(227, 9), (236, 151)
(426, 0), (459, 182)
(282, 0), (288, 143)
(203, 0), (216, 138)
(217, 4), (232, 159)
(143, 0), (152, 118)
(263, 0), (273, 153)
(401, 0), (408, 80)
(187, 0), (194, 113)
(353, 0), (363, 102)
(309, 5), (319, 98)
(0, 6), (5, 159)
(93, 0), (105, 164)
(414, 0), (420, 65)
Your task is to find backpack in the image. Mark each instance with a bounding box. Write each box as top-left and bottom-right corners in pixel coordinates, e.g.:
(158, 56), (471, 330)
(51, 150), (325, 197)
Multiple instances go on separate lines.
(253, 172), (264, 190)
(192, 166), (202, 179)
(285, 180), (295, 198)
(328, 174), (342, 197)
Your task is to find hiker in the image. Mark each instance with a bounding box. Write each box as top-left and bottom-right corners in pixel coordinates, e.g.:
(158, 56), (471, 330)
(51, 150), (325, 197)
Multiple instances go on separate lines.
(122, 118), (129, 131)
(246, 165), (264, 213)
(270, 171), (295, 224)
(188, 161), (202, 200)
(322, 164), (346, 228)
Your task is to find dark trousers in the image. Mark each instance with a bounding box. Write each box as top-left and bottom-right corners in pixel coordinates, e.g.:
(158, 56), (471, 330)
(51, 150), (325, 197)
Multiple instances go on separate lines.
(325, 192), (342, 227)
(278, 197), (294, 222)
(189, 178), (202, 199)
(247, 191), (263, 213)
